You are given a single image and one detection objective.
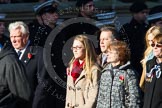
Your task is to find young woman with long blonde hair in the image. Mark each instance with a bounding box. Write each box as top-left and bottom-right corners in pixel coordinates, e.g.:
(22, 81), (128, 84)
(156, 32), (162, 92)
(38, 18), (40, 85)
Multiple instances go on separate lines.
(65, 35), (101, 108)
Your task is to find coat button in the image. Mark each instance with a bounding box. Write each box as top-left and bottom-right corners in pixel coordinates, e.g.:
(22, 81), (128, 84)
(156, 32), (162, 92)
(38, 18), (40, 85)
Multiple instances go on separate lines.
(67, 103), (70, 107)
(69, 86), (73, 90)
(69, 86), (75, 91)
(75, 104), (79, 107)
(76, 86), (81, 90)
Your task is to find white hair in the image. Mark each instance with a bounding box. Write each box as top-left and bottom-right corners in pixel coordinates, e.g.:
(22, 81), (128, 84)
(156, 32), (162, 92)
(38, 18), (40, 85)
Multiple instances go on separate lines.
(8, 21), (29, 35)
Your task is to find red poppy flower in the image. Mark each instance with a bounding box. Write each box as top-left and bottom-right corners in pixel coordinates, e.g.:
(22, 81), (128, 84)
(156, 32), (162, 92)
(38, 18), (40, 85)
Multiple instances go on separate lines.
(119, 75), (124, 82)
(28, 53), (32, 59)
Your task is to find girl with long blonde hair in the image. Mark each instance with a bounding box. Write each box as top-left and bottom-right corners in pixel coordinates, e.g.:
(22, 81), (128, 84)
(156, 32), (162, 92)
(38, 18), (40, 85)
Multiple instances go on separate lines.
(65, 35), (101, 108)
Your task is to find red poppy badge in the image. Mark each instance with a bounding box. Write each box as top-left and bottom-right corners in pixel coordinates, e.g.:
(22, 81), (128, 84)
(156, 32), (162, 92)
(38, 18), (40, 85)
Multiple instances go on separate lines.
(28, 53), (33, 59)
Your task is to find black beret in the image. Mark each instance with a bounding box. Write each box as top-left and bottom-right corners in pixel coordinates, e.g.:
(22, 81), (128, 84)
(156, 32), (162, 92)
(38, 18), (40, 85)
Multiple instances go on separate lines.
(129, 1), (148, 13)
(76, 0), (93, 7)
(148, 5), (162, 24)
(34, 0), (59, 15)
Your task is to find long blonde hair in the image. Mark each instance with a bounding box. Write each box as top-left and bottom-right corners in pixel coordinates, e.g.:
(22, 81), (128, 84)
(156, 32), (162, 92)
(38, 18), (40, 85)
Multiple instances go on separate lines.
(141, 26), (162, 70)
(140, 26), (162, 89)
(69, 35), (97, 80)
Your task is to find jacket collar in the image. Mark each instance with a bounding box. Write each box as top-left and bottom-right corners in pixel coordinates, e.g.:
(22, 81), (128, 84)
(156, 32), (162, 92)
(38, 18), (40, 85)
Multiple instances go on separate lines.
(21, 46), (31, 64)
(103, 61), (131, 72)
(147, 56), (162, 71)
(20, 44), (35, 65)
(74, 70), (86, 85)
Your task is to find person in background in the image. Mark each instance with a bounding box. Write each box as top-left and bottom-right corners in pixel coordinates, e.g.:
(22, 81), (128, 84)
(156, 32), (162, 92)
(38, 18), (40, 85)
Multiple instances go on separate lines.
(28, 0), (59, 47)
(29, 1), (67, 108)
(0, 25), (31, 107)
(0, 14), (10, 46)
(147, 5), (162, 28)
(143, 33), (162, 108)
(119, 1), (149, 77)
(76, 0), (95, 19)
(96, 41), (142, 108)
(65, 35), (101, 108)
(140, 26), (162, 91)
(35, 0), (59, 29)
(98, 25), (120, 68)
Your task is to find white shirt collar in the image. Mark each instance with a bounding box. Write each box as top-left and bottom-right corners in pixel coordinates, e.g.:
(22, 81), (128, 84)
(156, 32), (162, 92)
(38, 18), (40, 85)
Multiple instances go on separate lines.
(15, 41), (30, 60)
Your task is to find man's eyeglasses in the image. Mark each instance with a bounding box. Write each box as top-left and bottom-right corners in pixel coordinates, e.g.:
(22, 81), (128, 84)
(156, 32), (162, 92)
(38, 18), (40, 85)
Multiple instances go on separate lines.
(71, 46), (84, 50)
(151, 43), (162, 48)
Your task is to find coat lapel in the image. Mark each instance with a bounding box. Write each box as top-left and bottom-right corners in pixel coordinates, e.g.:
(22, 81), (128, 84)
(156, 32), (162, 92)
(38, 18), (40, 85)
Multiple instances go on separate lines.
(74, 70), (86, 85)
(20, 47), (31, 65)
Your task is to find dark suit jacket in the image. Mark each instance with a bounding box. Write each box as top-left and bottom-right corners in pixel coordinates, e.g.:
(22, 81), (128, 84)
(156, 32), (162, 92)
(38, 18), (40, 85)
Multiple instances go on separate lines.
(20, 45), (44, 94)
(19, 45), (45, 108)
(21, 44), (65, 108)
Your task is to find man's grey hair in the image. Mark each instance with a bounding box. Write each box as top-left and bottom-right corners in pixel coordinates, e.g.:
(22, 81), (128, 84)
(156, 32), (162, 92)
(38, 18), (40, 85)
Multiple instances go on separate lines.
(8, 21), (29, 35)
